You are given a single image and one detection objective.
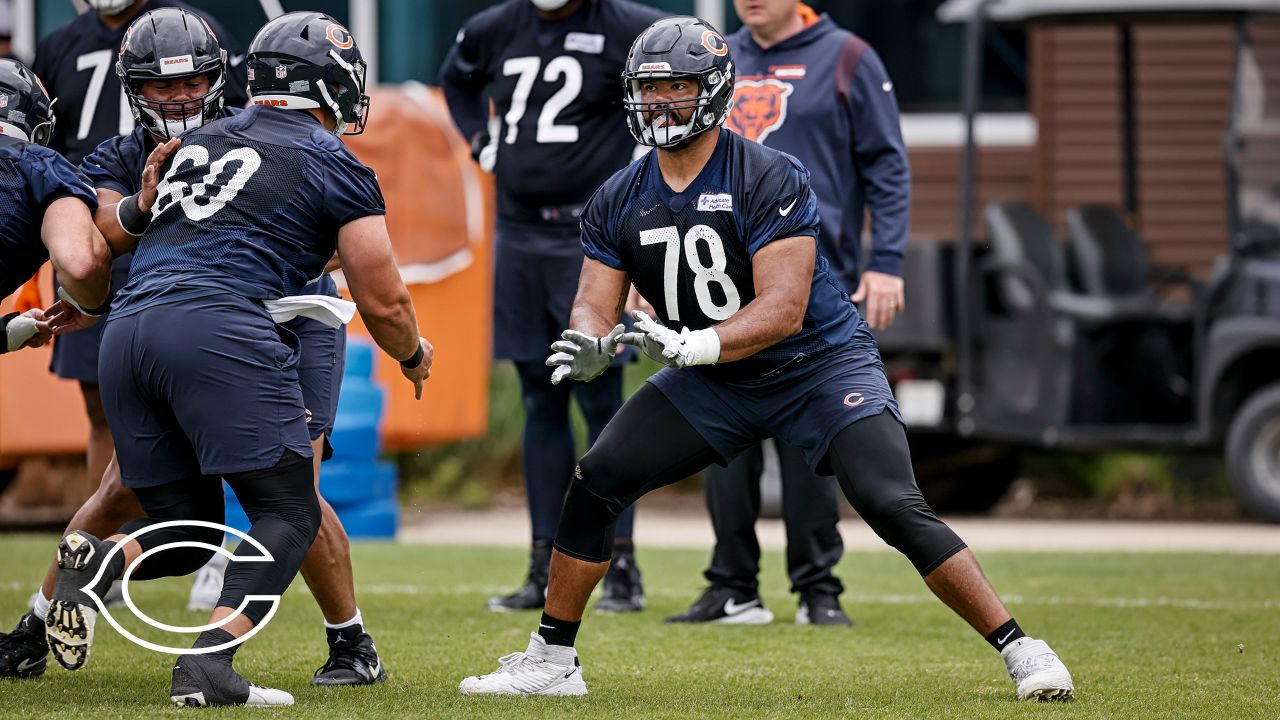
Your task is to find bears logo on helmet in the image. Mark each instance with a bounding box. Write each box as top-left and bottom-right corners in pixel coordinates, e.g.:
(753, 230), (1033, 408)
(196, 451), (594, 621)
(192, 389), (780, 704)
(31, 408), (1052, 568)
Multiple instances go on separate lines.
(701, 31), (728, 57)
(326, 23), (354, 50)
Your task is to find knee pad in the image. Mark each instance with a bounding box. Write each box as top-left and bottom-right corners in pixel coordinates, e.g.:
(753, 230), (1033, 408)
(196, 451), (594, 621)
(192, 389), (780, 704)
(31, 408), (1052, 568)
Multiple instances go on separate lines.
(859, 493), (965, 576)
(553, 458), (628, 563)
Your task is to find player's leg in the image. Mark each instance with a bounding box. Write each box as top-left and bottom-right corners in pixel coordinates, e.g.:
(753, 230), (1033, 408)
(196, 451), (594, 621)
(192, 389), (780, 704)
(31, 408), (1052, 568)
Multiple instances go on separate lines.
(0, 455), (141, 679)
(776, 440), (850, 626)
(460, 383), (725, 696)
(667, 443), (774, 624)
(78, 384), (115, 500)
(573, 365), (644, 613)
(824, 411), (1073, 701)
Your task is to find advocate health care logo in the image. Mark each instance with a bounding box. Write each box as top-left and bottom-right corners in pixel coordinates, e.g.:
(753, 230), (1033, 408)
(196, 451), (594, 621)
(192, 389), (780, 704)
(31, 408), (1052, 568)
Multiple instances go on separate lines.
(78, 521), (281, 655)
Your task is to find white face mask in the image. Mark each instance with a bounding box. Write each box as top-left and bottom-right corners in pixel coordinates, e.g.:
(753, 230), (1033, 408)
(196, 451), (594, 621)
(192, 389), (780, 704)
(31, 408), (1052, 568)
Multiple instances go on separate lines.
(85, 0), (134, 15)
(529, 0), (572, 11)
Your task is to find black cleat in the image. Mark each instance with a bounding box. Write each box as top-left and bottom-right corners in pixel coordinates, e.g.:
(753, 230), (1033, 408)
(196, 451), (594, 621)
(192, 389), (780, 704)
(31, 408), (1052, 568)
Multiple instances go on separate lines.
(487, 538), (551, 612)
(46, 531), (115, 671)
(0, 611), (49, 678)
(795, 592), (854, 627)
(594, 549), (645, 613)
(664, 586), (774, 624)
(171, 647), (294, 707)
(311, 625), (387, 686)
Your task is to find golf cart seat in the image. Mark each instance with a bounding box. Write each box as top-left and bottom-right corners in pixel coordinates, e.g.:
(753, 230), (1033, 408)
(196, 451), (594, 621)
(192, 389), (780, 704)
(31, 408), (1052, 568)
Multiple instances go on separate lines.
(1064, 204), (1200, 322)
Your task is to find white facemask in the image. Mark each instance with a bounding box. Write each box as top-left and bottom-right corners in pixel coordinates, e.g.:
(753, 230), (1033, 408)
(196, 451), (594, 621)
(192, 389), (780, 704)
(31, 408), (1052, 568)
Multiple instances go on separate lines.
(85, 0), (135, 15)
(530, 0), (572, 11)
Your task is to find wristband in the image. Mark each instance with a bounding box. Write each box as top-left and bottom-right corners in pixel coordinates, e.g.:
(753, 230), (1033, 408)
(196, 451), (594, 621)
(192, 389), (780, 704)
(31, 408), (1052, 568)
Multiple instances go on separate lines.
(681, 327), (721, 365)
(116, 193), (152, 237)
(399, 344), (424, 369)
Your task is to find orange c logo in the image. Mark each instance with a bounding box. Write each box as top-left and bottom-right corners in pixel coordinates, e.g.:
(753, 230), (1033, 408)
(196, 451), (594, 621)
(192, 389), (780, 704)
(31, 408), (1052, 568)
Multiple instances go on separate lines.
(701, 30), (728, 57)
(326, 23), (354, 49)
(843, 393), (865, 407)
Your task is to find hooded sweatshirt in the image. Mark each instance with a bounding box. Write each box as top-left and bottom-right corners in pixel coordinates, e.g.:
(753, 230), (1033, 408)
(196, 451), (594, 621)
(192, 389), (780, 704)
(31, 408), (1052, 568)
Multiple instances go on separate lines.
(726, 8), (910, 291)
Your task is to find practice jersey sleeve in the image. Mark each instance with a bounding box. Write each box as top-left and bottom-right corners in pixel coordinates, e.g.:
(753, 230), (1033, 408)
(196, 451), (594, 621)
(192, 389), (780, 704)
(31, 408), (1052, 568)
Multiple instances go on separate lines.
(320, 149), (386, 233)
(26, 145), (99, 214)
(843, 43), (909, 277)
(579, 184), (624, 270)
(438, 9), (500, 144)
(743, 155), (820, 257)
(80, 133), (143, 197)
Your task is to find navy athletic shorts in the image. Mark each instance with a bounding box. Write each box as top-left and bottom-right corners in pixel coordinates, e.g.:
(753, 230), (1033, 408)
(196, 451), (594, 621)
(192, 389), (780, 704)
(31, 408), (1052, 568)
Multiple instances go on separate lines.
(492, 219), (585, 362)
(646, 340), (902, 476)
(99, 293), (313, 488)
(49, 254), (132, 383)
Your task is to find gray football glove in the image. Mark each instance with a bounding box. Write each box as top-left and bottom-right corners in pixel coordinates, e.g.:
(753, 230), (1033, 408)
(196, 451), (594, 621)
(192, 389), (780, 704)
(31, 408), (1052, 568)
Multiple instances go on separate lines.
(618, 310), (720, 368)
(546, 324), (626, 385)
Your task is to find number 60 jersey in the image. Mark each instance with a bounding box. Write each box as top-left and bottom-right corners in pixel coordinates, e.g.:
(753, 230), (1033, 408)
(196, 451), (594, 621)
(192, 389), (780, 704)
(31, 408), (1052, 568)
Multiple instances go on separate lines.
(110, 105), (383, 319)
(583, 128), (871, 381)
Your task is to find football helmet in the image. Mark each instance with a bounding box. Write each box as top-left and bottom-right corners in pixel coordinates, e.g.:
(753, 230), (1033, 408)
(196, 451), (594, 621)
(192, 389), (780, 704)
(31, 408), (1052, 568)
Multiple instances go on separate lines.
(622, 16), (734, 149)
(117, 8), (227, 141)
(0, 59), (55, 146)
(245, 11), (369, 135)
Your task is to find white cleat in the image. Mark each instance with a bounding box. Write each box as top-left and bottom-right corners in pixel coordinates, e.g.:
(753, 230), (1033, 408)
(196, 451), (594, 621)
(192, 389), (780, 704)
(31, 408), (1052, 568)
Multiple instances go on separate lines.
(459, 633), (587, 697)
(1002, 637), (1075, 701)
(170, 684), (295, 708)
(186, 551), (228, 612)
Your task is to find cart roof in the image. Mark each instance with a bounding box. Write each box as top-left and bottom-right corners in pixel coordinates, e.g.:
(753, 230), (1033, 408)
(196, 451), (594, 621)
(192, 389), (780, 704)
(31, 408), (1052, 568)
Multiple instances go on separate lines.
(937, 0), (1280, 23)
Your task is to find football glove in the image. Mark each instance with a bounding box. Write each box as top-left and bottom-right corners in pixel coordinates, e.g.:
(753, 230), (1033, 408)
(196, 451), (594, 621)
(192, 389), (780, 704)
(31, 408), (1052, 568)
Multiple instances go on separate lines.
(546, 324), (626, 385)
(618, 310), (720, 368)
(3, 311), (40, 353)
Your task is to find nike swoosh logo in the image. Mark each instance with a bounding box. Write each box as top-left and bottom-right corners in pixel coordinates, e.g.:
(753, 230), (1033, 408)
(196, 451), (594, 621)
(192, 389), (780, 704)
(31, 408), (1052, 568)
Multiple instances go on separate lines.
(779, 197), (798, 216)
(998, 629), (1016, 644)
(722, 598), (760, 615)
(16, 658), (42, 672)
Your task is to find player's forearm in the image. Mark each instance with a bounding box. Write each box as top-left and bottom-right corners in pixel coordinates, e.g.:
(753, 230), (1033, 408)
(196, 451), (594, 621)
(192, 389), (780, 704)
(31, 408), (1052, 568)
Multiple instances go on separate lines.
(359, 292), (421, 363)
(94, 203), (142, 256)
(709, 290), (806, 363)
(45, 198), (112, 309)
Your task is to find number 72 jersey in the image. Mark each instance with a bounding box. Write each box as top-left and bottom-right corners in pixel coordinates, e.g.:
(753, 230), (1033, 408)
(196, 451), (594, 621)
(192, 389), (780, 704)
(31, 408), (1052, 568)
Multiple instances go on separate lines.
(582, 128), (868, 380)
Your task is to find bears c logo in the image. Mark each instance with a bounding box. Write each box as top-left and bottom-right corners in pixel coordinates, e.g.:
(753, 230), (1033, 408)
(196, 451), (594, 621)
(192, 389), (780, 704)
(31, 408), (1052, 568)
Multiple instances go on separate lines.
(701, 30), (728, 57)
(726, 79), (794, 143)
(326, 23), (354, 49)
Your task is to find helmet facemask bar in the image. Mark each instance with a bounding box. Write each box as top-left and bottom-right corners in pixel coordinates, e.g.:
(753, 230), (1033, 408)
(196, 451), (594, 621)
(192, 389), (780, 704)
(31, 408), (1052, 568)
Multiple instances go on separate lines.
(125, 70), (226, 141)
(322, 49), (369, 135)
(623, 68), (731, 149)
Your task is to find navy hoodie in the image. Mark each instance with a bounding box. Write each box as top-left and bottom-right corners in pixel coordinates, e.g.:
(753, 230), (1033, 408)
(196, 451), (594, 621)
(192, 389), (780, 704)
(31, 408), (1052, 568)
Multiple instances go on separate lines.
(727, 13), (910, 291)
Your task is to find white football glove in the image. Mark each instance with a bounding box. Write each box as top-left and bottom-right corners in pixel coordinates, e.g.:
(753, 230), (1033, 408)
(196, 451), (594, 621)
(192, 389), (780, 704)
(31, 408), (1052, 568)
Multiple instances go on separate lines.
(618, 310), (720, 368)
(3, 312), (40, 353)
(546, 324), (626, 385)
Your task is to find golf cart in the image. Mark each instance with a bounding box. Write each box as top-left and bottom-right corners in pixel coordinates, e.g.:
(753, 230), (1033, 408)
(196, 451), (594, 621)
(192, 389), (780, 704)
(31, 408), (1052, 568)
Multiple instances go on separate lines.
(882, 0), (1280, 520)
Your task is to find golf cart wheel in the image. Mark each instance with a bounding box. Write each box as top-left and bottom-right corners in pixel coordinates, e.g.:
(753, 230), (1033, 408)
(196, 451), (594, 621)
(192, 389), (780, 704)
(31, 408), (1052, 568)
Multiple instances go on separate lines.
(1226, 382), (1280, 523)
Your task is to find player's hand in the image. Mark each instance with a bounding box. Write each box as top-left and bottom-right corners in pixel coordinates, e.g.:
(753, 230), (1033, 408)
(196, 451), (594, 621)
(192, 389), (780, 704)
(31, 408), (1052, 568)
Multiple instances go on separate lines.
(4, 309), (53, 352)
(850, 270), (905, 331)
(470, 131), (496, 173)
(42, 300), (100, 335)
(399, 337), (433, 400)
(138, 137), (181, 214)
(546, 324), (625, 385)
(618, 311), (720, 368)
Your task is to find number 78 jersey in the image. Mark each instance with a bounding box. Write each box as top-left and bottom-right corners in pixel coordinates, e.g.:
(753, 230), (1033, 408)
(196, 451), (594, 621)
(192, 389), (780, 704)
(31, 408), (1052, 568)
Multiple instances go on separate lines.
(582, 128), (868, 380)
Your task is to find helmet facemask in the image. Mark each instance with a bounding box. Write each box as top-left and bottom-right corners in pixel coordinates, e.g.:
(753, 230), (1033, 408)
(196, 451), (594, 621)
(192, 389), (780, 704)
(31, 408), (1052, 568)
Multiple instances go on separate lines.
(623, 66), (732, 150)
(319, 49), (369, 136)
(126, 71), (226, 141)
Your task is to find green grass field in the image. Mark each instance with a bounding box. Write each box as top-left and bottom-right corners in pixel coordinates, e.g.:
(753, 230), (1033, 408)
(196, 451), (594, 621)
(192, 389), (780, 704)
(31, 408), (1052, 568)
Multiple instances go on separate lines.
(0, 534), (1277, 719)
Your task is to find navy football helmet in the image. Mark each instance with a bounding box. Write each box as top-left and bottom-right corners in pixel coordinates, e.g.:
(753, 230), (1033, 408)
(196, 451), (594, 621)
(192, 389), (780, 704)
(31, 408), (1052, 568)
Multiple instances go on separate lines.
(622, 16), (734, 149)
(117, 8), (228, 141)
(0, 59), (55, 146)
(245, 11), (369, 135)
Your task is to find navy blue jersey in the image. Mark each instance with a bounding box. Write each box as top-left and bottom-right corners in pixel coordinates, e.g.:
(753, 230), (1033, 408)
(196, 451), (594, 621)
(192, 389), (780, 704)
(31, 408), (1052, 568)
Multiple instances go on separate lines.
(32, 0), (247, 166)
(0, 136), (98, 298)
(111, 106), (381, 316)
(583, 129), (866, 379)
(439, 0), (663, 219)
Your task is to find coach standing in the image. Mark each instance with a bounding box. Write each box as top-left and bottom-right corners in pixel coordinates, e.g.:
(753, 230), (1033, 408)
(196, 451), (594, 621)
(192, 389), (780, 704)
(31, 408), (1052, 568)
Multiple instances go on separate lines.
(667, 0), (910, 626)
(439, 0), (664, 614)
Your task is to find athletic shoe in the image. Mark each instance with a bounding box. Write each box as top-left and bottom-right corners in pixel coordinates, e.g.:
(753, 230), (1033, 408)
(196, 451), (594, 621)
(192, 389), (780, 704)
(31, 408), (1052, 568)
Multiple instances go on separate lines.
(170, 649), (294, 707)
(594, 549), (645, 613)
(487, 538), (552, 612)
(795, 592), (853, 627)
(187, 551), (228, 612)
(663, 586), (774, 625)
(45, 531), (115, 671)
(311, 625), (388, 686)
(1002, 637), (1075, 701)
(0, 611), (48, 678)
(459, 632), (586, 697)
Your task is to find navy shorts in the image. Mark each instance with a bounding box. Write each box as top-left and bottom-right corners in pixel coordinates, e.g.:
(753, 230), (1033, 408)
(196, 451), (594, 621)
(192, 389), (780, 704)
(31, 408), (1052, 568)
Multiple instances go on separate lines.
(647, 341), (902, 476)
(49, 254), (132, 383)
(99, 294), (313, 488)
(287, 315), (345, 441)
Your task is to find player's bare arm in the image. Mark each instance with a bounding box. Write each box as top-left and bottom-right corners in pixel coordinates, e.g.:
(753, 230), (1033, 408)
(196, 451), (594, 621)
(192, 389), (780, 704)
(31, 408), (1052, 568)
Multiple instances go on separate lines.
(337, 214), (433, 398)
(707, 235), (815, 361)
(94, 137), (181, 256)
(42, 197), (111, 310)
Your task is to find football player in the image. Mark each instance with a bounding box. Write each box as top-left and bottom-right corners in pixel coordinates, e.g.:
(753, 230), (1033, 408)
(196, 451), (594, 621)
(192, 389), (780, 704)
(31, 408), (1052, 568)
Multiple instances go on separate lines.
(39, 12), (429, 706)
(459, 17), (1074, 702)
(32, 0), (246, 554)
(0, 58), (111, 356)
(0, 9), (385, 687)
(439, 0), (665, 613)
